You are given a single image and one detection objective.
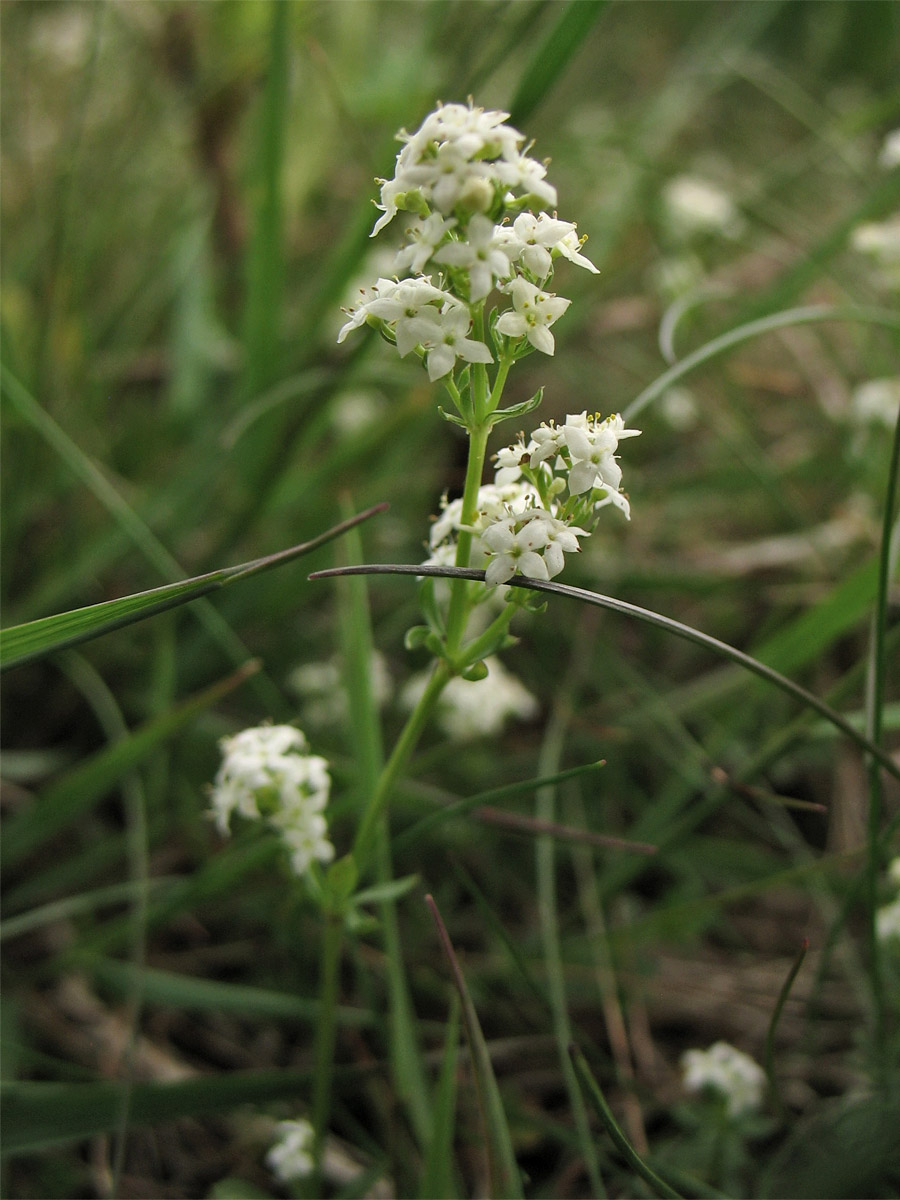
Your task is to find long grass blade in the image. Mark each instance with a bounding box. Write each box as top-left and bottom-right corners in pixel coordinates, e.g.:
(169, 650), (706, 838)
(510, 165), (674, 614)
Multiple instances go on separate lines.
(1, 505), (386, 671)
(310, 564), (900, 784)
(426, 894), (523, 1199)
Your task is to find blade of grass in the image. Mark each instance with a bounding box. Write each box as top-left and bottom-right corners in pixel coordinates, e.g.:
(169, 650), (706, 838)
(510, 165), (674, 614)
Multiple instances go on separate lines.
(310, 564), (900, 785)
(1, 504), (387, 670)
(863, 400), (900, 1067)
(765, 937), (810, 1117)
(237, 0), (289, 412)
(393, 759), (608, 854)
(508, 0), (609, 126)
(569, 1045), (683, 1200)
(623, 304), (900, 424)
(419, 994), (461, 1200)
(83, 958), (373, 1027)
(0, 661), (259, 868)
(1, 364), (283, 708)
(0, 1066), (372, 1157)
(533, 621), (605, 1196)
(335, 499), (433, 1150)
(425, 893), (523, 1200)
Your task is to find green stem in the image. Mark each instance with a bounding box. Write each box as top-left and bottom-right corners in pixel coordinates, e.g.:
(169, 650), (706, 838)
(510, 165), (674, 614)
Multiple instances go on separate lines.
(865, 400), (899, 1068)
(444, 421), (492, 654)
(456, 601), (520, 670)
(352, 660), (451, 876)
(310, 912), (345, 1195)
(485, 357), (513, 415)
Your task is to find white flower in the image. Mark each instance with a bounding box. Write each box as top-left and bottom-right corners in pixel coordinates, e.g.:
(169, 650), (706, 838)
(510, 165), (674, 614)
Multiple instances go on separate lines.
(494, 151), (557, 208)
(876, 895), (900, 945)
(681, 1042), (766, 1117)
(850, 217), (900, 264)
(266, 1118), (314, 1182)
(364, 276), (449, 355)
(878, 129), (900, 170)
(482, 507), (587, 586)
(662, 176), (744, 241)
(209, 724), (333, 877)
(555, 228), (600, 273)
(393, 213), (457, 275)
(337, 277), (400, 343)
(851, 378), (900, 428)
(500, 213), (597, 278)
(426, 481), (539, 565)
(289, 651), (392, 728)
(418, 301), (494, 381)
(402, 656), (538, 741)
(495, 278), (571, 354)
(434, 214), (515, 301)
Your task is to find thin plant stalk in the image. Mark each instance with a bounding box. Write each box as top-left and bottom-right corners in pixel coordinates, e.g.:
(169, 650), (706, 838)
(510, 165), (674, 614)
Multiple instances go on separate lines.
(864, 400), (900, 1067)
(765, 938), (809, 1117)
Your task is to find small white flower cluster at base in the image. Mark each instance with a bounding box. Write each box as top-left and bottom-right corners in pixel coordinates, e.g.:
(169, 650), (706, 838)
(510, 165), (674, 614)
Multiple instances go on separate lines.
(209, 724), (334, 878)
(402, 655), (538, 741)
(681, 1041), (767, 1117)
(266, 1118), (315, 1183)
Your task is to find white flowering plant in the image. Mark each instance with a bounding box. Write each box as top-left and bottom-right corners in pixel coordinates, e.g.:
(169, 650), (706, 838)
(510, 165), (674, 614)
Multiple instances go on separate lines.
(338, 101), (638, 721)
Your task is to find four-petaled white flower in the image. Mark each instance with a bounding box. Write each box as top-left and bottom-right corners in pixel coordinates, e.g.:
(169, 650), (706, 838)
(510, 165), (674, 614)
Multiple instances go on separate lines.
(501, 213), (591, 279)
(393, 213), (457, 275)
(419, 302), (494, 381)
(495, 278), (571, 354)
(482, 507), (586, 586)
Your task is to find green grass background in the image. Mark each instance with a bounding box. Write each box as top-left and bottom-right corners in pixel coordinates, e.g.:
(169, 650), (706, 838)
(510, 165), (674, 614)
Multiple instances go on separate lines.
(2, 2), (899, 1197)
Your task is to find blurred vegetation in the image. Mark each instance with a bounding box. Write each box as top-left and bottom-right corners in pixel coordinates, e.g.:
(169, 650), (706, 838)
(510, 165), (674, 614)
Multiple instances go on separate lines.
(1, 1), (899, 1197)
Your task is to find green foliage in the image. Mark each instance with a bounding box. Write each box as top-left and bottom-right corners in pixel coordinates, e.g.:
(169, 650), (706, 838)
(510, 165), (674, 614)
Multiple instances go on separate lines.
(2, 0), (898, 1196)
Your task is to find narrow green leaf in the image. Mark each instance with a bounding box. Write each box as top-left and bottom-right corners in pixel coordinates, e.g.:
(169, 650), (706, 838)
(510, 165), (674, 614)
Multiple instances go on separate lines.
(0, 663), (258, 868)
(393, 760), (607, 854)
(237, 0), (289, 406)
(419, 994), (461, 1200)
(0, 505), (387, 671)
(624, 305), (900, 424)
(570, 1045), (682, 1200)
(509, 1), (609, 125)
(312, 564), (900, 785)
(426, 894), (523, 1199)
(84, 959), (372, 1027)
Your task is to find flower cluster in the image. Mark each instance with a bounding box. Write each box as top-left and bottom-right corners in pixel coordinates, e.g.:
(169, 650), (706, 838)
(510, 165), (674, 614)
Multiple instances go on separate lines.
(423, 410), (638, 587)
(266, 1118), (315, 1183)
(337, 101), (599, 380)
(209, 724), (333, 877)
(681, 1042), (767, 1118)
(402, 655), (538, 741)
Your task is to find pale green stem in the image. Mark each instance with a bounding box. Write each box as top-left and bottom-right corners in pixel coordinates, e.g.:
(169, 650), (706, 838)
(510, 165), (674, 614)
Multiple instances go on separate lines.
(352, 660), (451, 876)
(456, 600), (520, 670)
(444, 421), (492, 655)
(485, 357), (512, 415)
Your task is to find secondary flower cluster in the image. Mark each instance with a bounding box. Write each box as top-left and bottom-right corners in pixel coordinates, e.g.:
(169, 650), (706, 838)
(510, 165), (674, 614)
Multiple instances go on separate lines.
(266, 1118), (315, 1183)
(337, 101), (599, 380)
(426, 411), (639, 586)
(209, 724), (333, 877)
(681, 1041), (767, 1117)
